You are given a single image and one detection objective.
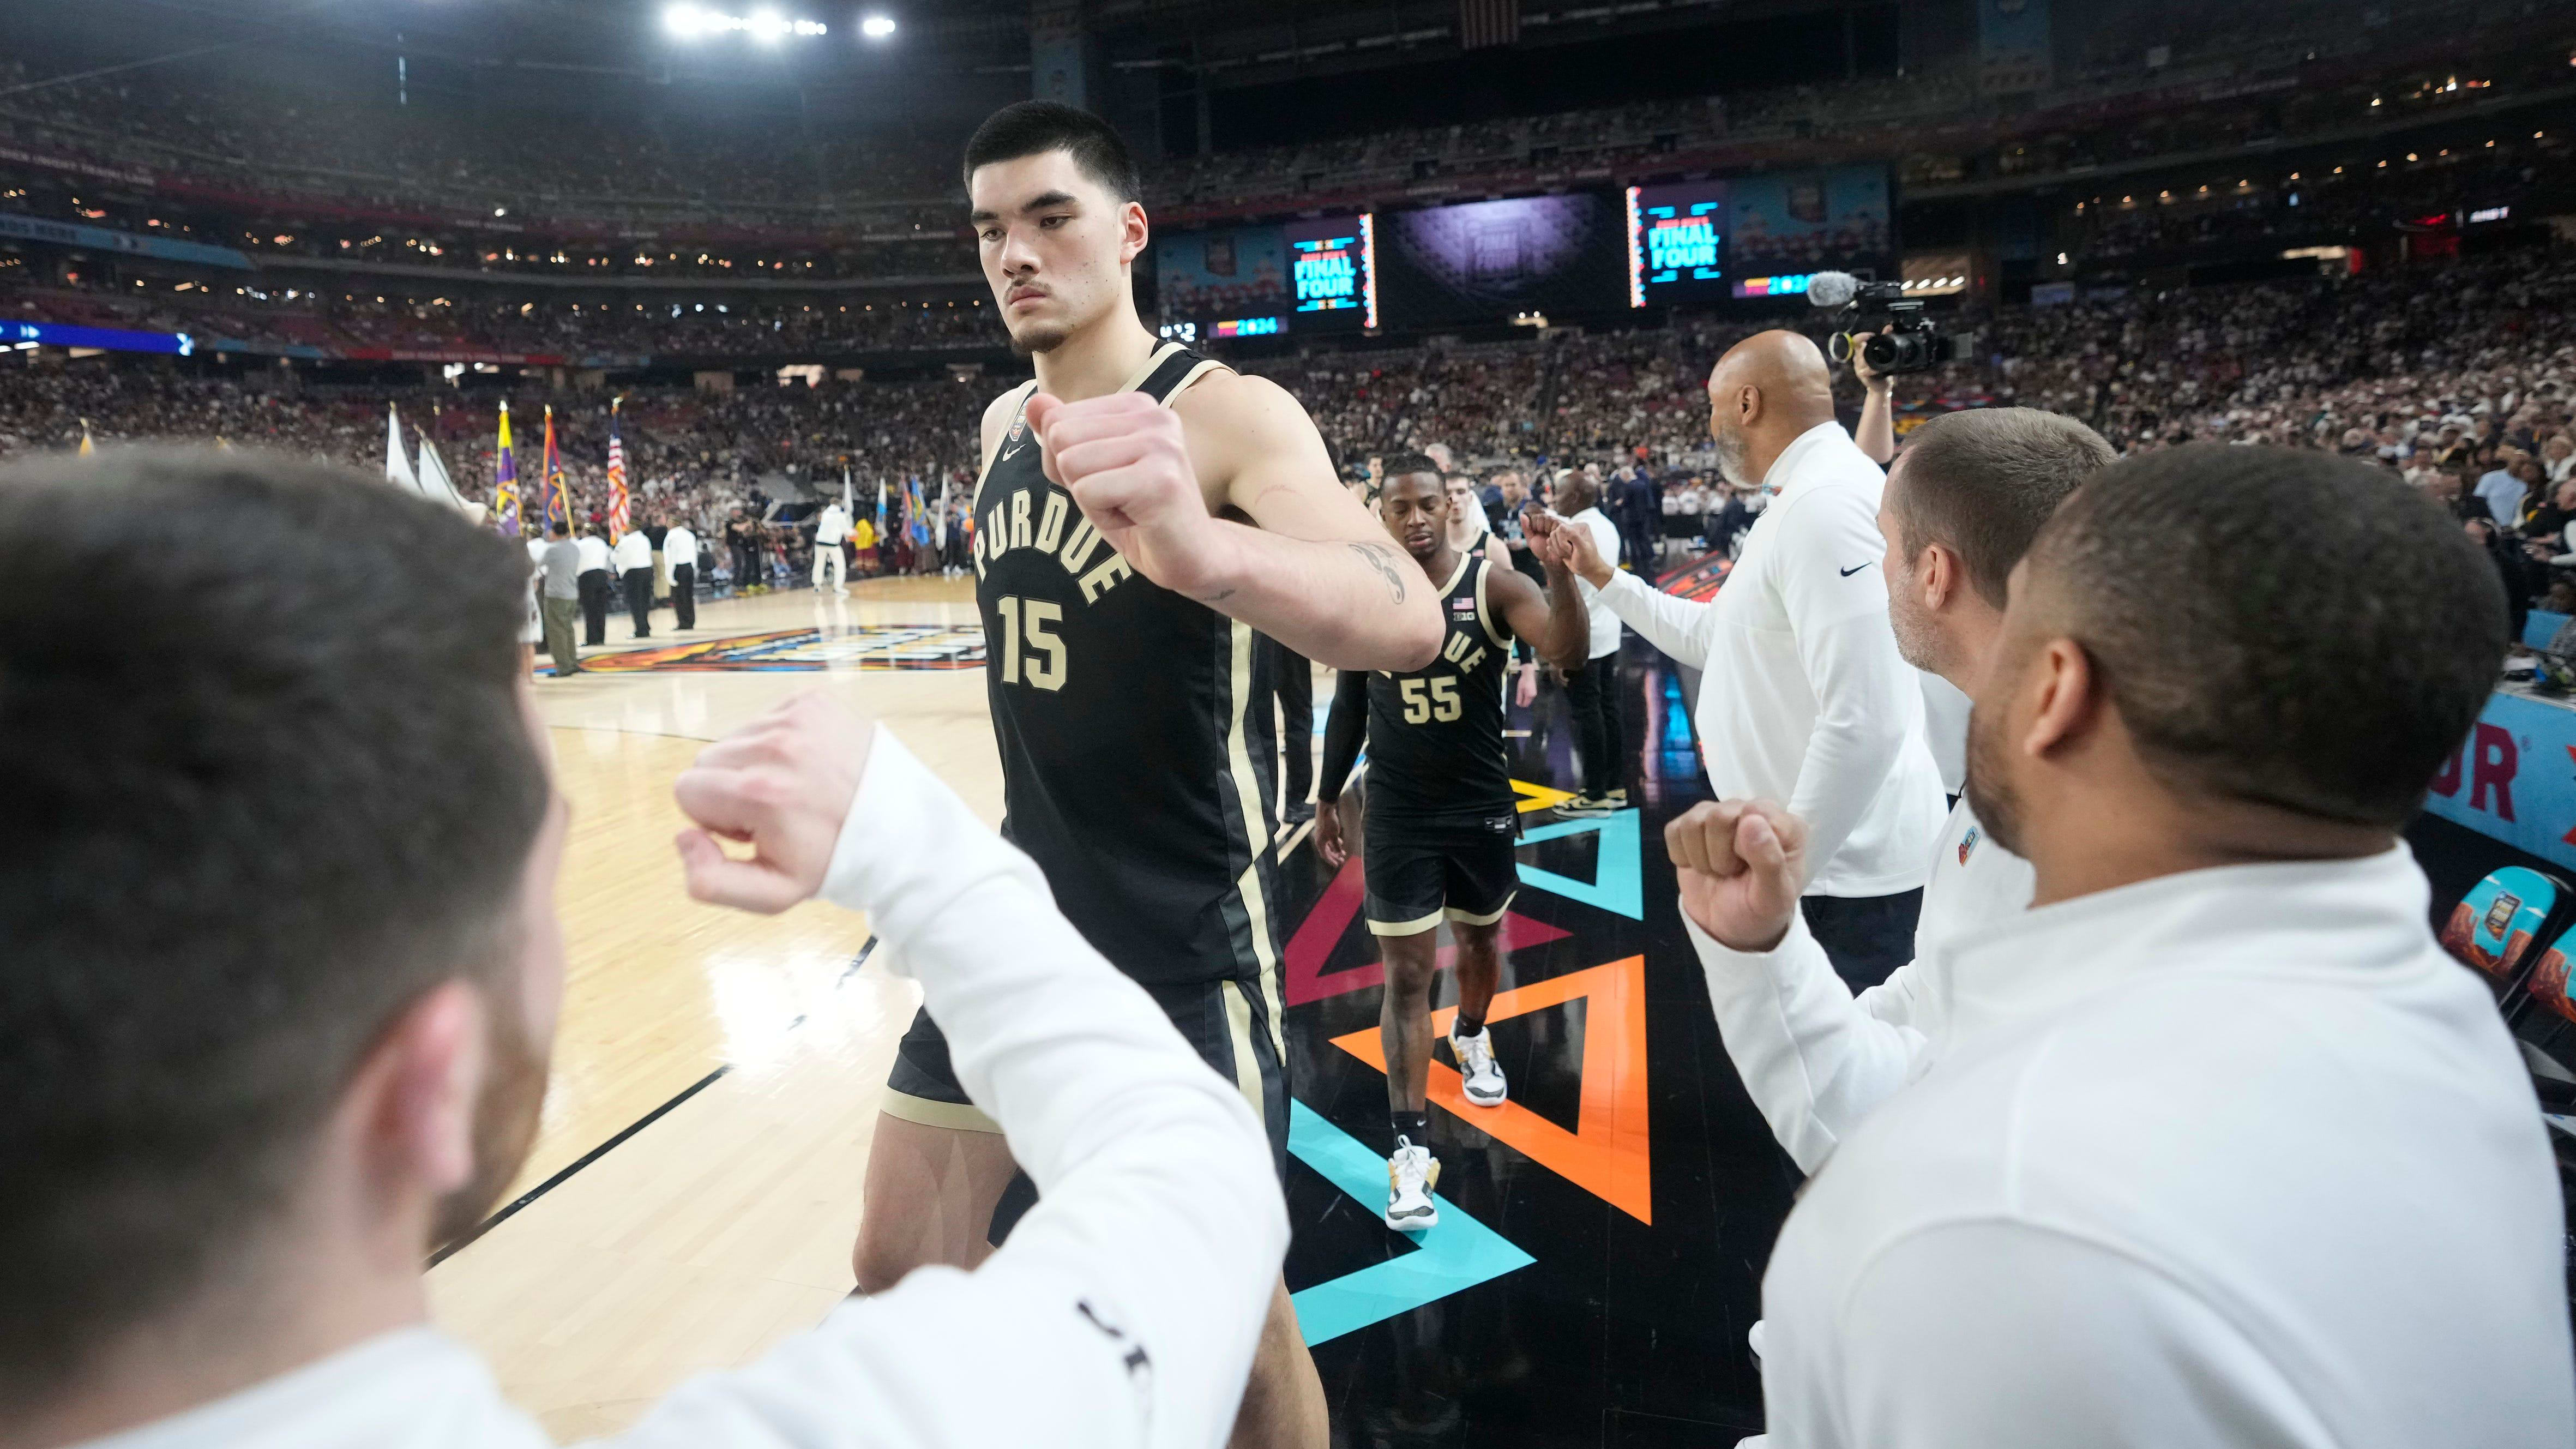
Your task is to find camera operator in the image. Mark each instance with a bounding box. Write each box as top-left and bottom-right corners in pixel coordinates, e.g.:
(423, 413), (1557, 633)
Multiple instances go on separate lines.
(1850, 323), (1898, 467)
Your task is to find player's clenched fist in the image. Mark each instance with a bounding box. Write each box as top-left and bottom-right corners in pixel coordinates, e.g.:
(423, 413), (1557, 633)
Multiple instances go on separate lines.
(1524, 510), (1612, 586)
(1026, 389), (1240, 600)
(1665, 799), (1808, 952)
(673, 690), (876, 914)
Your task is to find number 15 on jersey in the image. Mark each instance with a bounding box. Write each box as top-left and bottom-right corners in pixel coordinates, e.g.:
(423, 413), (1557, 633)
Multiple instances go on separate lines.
(995, 595), (1067, 691)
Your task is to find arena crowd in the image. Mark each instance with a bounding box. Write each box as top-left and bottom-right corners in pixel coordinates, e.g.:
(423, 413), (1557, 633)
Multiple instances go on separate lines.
(7, 246), (2575, 604)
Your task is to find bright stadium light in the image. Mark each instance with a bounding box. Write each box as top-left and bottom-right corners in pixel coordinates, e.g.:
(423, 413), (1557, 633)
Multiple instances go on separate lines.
(860, 14), (896, 38)
(666, 3), (827, 39)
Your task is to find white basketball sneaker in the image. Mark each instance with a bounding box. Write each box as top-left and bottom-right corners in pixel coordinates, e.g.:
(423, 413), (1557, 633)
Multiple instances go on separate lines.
(1385, 1137), (1440, 1232)
(1452, 1025), (1507, 1107)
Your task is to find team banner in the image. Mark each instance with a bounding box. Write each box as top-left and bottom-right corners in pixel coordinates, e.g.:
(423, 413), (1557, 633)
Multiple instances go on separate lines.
(541, 405), (571, 533)
(492, 402), (521, 537)
(605, 397), (630, 539)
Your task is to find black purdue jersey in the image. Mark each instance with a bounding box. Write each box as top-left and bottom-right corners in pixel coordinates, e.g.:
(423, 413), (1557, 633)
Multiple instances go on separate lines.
(1362, 554), (1517, 828)
(971, 343), (1283, 987)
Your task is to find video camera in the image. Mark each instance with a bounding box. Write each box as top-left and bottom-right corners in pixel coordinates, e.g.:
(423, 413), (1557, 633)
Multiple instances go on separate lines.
(1806, 270), (1971, 376)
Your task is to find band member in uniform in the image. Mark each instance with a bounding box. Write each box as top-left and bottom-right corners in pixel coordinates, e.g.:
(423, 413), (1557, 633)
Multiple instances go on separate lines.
(853, 101), (1445, 1449)
(1310, 456), (1590, 1229)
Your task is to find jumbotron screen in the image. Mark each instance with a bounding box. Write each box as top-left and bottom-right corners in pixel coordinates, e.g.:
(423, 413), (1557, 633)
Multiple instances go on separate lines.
(1153, 215), (1371, 334)
(1154, 225), (1292, 326)
(1285, 214), (1375, 331)
(1626, 182), (1728, 305)
(1375, 193), (1624, 328)
(1725, 166), (1892, 298)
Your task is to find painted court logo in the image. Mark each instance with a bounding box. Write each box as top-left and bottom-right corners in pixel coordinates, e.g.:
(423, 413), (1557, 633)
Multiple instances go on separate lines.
(551, 625), (986, 674)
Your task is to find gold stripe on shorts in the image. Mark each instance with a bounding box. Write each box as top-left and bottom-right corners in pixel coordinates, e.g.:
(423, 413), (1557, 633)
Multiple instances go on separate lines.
(1368, 905), (1448, 937)
(879, 1090), (1003, 1135)
(1445, 891), (1516, 928)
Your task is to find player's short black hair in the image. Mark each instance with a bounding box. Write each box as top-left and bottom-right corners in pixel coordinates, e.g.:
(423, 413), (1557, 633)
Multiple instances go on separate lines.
(2026, 443), (2504, 828)
(1893, 407), (2116, 608)
(963, 101), (1141, 205)
(0, 449), (547, 1398)
(1380, 451), (1443, 487)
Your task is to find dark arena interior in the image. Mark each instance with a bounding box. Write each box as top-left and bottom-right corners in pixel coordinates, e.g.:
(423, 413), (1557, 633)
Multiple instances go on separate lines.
(5, 2), (2576, 1447)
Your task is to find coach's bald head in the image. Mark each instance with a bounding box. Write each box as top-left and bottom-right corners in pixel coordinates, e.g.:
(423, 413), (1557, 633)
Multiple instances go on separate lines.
(1706, 329), (1839, 490)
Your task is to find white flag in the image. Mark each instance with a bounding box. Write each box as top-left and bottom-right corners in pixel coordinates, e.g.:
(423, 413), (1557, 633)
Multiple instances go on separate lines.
(384, 404), (420, 495)
(417, 435), (469, 514)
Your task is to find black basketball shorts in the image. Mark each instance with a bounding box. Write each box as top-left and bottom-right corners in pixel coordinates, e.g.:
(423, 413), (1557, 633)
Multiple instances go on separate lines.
(1363, 813), (1520, 937)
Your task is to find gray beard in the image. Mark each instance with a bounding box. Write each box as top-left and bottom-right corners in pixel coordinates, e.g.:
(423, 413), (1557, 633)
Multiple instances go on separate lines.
(1888, 597), (1943, 676)
(1712, 427), (1753, 490)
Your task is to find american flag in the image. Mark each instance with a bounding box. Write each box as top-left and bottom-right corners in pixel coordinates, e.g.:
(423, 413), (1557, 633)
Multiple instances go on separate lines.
(605, 395), (630, 538)
(1458, 0), (1518, 50)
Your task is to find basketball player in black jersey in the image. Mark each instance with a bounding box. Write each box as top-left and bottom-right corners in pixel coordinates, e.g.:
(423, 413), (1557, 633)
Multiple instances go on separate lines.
(853, 104), (1443, 1449)
(1311, 458), (1590, 1229)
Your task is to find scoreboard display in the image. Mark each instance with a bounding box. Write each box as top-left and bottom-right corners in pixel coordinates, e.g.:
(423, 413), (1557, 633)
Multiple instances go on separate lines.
(1285, 214), (1376, 330)
(1626, 183), (1728, 305)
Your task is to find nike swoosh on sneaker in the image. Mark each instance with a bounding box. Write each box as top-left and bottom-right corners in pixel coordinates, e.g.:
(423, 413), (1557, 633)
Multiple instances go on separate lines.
(1839, 562), (1874, 576)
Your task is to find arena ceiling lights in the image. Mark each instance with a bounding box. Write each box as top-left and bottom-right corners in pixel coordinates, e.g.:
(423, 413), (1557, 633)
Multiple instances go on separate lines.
(663, 4), (829, 40)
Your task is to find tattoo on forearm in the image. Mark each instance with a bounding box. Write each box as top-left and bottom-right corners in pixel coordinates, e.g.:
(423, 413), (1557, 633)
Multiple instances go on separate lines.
(1198, 587), (1238, 603)
(1349, 542), (1407, 603)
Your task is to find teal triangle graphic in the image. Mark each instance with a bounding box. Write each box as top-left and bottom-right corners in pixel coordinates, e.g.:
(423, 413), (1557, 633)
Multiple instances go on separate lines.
(1514, 809), (1644, 919)
(1286, 1102), (1534, 1345)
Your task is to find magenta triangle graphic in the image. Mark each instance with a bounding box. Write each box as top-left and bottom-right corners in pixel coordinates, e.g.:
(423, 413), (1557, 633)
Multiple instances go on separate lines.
(1284, 858), (1572, 1007)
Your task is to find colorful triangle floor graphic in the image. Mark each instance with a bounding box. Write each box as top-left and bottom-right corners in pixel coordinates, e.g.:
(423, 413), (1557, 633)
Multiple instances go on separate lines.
(1516, 809), (1645, 920)
(1285, 1102), (1536, 1345)
(1330, 955), (1653, 1223)
(1512, 778), (1576, 813)
(1283, 859), (1572, 1007)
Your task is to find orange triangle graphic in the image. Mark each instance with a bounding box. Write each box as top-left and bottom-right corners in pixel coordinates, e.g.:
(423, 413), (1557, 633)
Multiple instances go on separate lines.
(1330, 955), (1652, 1224)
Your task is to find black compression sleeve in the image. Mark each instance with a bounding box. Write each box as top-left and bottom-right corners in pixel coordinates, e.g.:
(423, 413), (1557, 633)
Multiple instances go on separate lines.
(1316, 668), (1369, 803)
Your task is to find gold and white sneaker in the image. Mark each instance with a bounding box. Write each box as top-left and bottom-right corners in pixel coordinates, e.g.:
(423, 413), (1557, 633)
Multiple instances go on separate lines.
(1385, 1137), (1440, 1231)
(1451, 1026), (1508, 1107)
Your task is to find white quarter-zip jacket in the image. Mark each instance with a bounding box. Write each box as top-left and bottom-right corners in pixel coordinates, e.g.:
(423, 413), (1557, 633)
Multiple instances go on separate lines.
(76, 729), (1284, 1449)
(1696, 795), (2033, 1173)
(1597, 422), (1944, 896)
(1719, 846), (2574, 1449)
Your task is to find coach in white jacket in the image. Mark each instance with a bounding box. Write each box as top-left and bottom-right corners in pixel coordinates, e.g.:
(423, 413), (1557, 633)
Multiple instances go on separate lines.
(1703, 406), (2115, 1173)
(1673, 444), (2573, 1448)
(1542, 330), (1943, 985)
